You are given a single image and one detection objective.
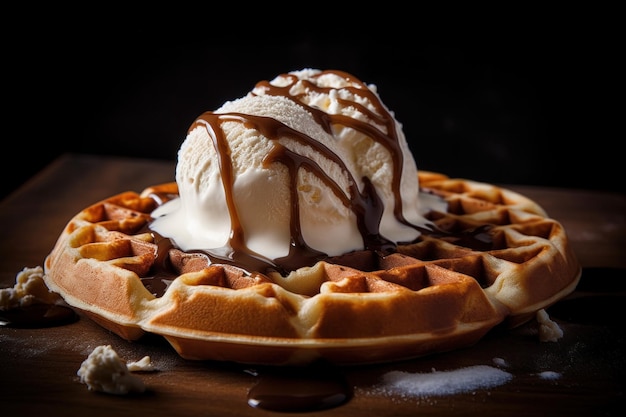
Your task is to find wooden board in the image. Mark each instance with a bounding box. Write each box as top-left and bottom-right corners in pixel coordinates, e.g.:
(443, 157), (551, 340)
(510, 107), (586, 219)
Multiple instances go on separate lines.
(1, 154), (624, 416)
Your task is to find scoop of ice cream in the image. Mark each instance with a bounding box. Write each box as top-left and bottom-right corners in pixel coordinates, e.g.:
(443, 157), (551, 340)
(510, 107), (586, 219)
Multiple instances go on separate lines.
(150, 69), (432, 274)
(252, 69), (424, 244)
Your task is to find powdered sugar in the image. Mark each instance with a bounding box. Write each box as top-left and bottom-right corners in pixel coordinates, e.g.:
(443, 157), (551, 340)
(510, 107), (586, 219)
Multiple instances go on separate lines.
(537, 371), (561, 380)
(372, 365), (513, 398)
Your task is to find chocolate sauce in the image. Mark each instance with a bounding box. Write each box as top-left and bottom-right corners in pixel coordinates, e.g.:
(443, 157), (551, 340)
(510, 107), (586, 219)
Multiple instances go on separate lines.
(150, 69), (420, 275)
(432, 224), (494, 252)
(142, 69), (497, 286)
(140, 207), (495, 298)
(0, 304), (78, 328)
(253, 70), (413, 230)
(247, 360), (352, 412)
(190, 110), (397, 274)
(141, 273), (174, 298)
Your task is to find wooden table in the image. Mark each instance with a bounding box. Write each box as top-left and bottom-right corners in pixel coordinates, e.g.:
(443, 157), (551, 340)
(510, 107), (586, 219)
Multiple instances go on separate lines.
(1, 153), (624, 416)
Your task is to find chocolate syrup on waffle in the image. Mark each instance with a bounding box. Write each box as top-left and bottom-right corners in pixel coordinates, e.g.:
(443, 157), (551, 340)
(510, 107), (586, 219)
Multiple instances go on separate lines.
(142, 70), (496, 291)
(147, 70), (434, 275)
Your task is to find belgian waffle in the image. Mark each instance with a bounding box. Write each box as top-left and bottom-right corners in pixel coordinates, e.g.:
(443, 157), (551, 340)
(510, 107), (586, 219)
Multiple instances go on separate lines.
(43, 172), (581, 365)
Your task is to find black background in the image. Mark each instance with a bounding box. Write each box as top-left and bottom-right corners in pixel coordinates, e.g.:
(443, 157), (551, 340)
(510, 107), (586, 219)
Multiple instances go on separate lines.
(3, 7), (621, 200)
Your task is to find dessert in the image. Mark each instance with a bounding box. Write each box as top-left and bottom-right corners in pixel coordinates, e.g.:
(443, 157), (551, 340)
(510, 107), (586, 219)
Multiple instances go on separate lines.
(42, 69), (581, 365)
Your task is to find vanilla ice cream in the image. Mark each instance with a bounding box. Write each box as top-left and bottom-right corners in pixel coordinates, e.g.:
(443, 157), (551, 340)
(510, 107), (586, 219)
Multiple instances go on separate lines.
(150, 69), (437, 274)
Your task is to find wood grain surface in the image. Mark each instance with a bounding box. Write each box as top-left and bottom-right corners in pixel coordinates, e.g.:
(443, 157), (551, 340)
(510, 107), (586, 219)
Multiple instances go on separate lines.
(1, 154), (624, 416)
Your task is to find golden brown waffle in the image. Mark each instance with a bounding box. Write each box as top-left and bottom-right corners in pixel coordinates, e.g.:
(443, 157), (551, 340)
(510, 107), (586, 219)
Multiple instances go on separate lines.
(43, 172), (581, 365)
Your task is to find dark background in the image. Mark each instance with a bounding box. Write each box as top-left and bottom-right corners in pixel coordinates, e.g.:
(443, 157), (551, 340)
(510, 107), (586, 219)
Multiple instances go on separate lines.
(3, 8), (621, 200)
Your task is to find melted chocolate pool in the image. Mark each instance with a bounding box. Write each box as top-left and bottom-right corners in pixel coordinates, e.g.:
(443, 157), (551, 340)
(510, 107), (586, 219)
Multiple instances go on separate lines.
(0, 304), (78, 328)
(247, 360), (352, 412)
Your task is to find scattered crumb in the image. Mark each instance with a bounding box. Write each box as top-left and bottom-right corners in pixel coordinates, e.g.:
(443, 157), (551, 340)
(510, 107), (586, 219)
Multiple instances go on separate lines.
(0, 266), (60, 310)
(536, 309), (564, 342)
(492, 357), (508, 367)
(127, 355), (156, 372)
(538, 371), (561, 380)
(77, 345), (156, 395)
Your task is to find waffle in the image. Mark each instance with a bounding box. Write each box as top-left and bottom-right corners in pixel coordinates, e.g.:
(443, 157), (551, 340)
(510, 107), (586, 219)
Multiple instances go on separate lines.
(43, 172), (581, 365)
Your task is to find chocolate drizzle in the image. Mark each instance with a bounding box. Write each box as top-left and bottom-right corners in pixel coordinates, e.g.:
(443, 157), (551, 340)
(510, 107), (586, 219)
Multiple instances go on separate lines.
(149, 70), (490, 276)
(169, 70), (422, 274)
(253, 70), (413, 229)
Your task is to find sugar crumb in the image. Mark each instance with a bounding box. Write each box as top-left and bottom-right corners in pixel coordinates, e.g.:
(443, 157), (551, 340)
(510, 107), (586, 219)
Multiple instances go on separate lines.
(492, 357), (508, 367)
(538, 371), (561, 380)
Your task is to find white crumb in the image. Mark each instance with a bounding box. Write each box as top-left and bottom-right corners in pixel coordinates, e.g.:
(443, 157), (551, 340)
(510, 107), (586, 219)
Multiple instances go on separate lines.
(0, 266), (60, 310)
(77, 345), (156, 395)
(536, 309), (564, 342)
